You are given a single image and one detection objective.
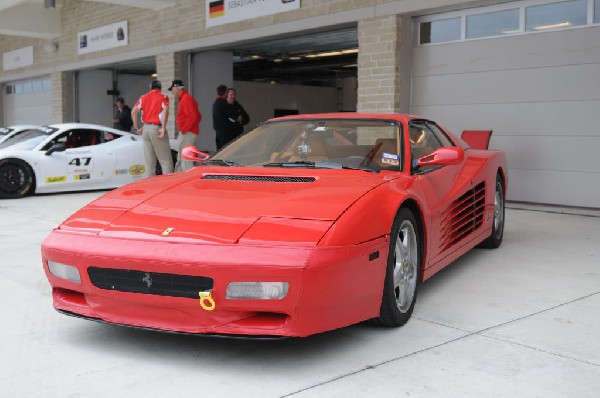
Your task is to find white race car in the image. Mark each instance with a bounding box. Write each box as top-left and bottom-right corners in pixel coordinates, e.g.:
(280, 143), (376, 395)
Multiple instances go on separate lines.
(0, 125), (40, 144)
(0, 123), (178, 199)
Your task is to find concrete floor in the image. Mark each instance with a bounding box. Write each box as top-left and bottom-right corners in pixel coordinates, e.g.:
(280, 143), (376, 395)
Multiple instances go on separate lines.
(1, 191), (599, 397)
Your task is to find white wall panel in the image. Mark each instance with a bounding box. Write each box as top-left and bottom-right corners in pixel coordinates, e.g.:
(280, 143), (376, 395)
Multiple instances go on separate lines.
(0, 87), (4, 125)
(192, 51), (233, 152)
(77, 70), (113, 126)
(117, 73), (153, 124)
(413, 26), (600, 76)
(412, 24), (600, 208)
(3, 87), (51, 125)
(189, 49), (340, 153)
(412, 64), (600, 106)
(508, 169), (600, 208)
(490, 135), (600, 173)
(234, 80), (338, 128)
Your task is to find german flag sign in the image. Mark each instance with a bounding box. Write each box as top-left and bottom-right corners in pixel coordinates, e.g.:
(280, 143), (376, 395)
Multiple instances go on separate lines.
(209, 0), (224, 18)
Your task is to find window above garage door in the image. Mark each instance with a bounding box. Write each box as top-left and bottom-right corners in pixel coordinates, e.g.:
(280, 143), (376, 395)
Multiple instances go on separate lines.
(5, 77), (51, 95)
(418, 0), (600, 45)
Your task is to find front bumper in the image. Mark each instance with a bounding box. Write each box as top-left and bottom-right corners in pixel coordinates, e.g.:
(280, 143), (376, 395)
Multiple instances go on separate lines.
(42, 230), (388, 337)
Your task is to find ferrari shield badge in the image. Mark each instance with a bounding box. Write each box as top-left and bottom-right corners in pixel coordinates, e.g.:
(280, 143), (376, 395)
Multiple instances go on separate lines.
(161, 227), (174, 236)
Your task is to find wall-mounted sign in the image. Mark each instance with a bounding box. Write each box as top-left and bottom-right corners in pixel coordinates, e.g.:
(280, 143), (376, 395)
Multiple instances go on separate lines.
(206, 0), (300, 28)
(78, 20), (128, 55)
(3, 46), (34, 71)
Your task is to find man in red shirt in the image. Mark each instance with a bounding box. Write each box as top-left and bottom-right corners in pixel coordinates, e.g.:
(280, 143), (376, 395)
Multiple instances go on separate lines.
(168, 80), (202, 171)
(131, 80), (173, 176)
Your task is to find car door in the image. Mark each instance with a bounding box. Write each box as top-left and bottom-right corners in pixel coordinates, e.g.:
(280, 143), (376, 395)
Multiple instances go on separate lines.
(408, 120), (464, 266)
(38, 129), (116, 189)
(35, 130), (72, 190)
(66, 129), (117, 186)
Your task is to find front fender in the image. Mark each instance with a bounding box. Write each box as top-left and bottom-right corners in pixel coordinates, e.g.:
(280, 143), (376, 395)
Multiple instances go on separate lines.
(319, 174), (417, 247)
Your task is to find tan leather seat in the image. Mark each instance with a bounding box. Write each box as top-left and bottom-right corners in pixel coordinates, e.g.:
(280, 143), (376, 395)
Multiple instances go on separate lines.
(305, 135), (330, 160)
(371, 138), (400, 169)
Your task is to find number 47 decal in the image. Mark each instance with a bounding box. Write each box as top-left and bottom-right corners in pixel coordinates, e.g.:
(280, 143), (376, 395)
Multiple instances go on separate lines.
(69, 157), (92, 166)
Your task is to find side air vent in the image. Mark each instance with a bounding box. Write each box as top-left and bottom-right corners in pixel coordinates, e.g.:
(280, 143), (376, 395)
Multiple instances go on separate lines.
(203, 175), (315, 183)
(439, 182), (486, 252)
(88, 267), (213, 299)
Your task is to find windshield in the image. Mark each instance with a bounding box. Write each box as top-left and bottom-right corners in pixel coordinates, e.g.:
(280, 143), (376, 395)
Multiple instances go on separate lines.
(212, 119), (402, 172)
(0, 128), (53, 151)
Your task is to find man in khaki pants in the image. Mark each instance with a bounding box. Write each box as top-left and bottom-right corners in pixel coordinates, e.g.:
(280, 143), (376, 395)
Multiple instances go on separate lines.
(132, 80), (173, 176)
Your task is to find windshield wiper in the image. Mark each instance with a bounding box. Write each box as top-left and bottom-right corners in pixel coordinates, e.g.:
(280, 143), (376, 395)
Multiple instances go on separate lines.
(201, 159), (241, 167)
(263, 161), (315, 168)
(263, 161), (376, 173)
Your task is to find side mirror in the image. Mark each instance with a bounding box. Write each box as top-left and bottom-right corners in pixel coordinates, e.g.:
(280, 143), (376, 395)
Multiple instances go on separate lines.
(45, 142), (66, 156)
(417, 146), (464, 167)
(181, 145), (211, 162)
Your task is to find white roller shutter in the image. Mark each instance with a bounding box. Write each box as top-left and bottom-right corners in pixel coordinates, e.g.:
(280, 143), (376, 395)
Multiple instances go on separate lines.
(411, 25), (600, 208)
(3, 77), (51, 126)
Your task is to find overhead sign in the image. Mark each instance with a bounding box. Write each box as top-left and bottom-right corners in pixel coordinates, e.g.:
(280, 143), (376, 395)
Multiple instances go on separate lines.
(3, 46), (34, 71)
(206, 0), (300, 28)
(78, 21), (128, 55)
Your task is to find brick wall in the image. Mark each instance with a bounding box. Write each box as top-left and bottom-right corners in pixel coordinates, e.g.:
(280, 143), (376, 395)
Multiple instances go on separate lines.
(51, 71), (74, 123)
(357, 15), (403, 113)
(0, 0), (384, 76)
(156, 52), (183, 137)
(0, 0), (482, 117)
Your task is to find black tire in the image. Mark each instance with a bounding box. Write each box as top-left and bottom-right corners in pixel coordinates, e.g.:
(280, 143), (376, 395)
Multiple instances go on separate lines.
(480, 174), (505, 249)
(0, 158), (35, 199)
(373, 207), (421, 327)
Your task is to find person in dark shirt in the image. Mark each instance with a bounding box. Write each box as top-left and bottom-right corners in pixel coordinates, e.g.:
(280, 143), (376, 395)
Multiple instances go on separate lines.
(212, 85), (228, 150)
(113, 97), (133, 132)
(212, 86), (250, 150)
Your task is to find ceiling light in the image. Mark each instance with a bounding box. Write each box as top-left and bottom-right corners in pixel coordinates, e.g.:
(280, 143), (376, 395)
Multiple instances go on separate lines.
(533, 22), (571, 31)
(304, 48), (358, 58)
(305, 51), (340, 58)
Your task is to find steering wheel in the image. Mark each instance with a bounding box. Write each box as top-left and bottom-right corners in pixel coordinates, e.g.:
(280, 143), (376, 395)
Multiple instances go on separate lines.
(359, 142), (382, 168)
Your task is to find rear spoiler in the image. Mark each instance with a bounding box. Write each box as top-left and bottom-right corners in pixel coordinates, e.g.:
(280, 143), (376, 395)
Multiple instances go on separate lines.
(461, 130), (493, 150)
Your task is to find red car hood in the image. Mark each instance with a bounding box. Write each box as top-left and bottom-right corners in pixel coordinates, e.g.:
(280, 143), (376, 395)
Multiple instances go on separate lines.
(60, 169), (398, 246)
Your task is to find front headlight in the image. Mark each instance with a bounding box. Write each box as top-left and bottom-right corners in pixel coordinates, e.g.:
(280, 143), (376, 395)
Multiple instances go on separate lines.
(226, 282), (289, 300)
(47, 261), (81, 284)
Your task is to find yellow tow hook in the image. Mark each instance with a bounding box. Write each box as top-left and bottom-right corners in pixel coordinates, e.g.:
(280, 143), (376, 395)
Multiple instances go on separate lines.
(199, 290), (216, 311)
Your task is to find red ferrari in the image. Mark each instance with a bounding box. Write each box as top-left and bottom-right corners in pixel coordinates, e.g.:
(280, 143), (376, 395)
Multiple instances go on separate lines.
(41, 113), (507, 337)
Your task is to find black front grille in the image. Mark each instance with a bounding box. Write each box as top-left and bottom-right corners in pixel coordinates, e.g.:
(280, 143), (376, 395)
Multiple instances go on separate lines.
(203, 175), (315, 183)
(87, 267), (213, 299)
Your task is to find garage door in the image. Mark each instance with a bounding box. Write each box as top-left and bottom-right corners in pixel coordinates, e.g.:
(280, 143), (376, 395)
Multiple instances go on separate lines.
(411, 2), (600, 208)
(3, 76), (52, 126)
